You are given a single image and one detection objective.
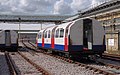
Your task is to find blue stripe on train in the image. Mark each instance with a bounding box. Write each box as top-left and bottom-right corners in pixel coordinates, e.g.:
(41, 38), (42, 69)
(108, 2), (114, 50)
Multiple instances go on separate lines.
(37, 43), (105, 51)
(44, 43), (51, 48)
(38, 43), (51, 48)
(37, 43), (64, 51)
(54, 44), (64, 51)
(38, 43), (42, 47)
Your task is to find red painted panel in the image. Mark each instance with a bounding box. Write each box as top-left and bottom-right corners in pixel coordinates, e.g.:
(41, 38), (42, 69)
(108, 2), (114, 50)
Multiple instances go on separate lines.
(64, 37), (68, 51)
(51, 37), (54, 48)
(42, 38), (44, 47)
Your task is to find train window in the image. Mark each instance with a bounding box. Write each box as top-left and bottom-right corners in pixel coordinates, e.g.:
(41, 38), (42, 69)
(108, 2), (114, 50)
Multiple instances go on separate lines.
(55, 29), (59, 38)
(60, 28), (64, 38)
(44, 31), (47, 38)
(48, 30), (50, 38)
(39, 32), (41, 38)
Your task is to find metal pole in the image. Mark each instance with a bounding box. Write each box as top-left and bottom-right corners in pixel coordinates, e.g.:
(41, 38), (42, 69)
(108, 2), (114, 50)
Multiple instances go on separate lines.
(41, 22), (42, 30)
(18, 18), (21, 41)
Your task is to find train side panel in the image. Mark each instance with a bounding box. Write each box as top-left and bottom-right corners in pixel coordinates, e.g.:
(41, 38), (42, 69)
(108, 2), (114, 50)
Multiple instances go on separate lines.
(0, 31), (5, 49)
(44, 30), (51, 48)
(69, 20), (83, 52)
(37, 31), (44, 47)
(54, 23), (71, 51)
(10, 30), (18, 49)
(0, 30), (18, 51)
(92, 19), (105, 53)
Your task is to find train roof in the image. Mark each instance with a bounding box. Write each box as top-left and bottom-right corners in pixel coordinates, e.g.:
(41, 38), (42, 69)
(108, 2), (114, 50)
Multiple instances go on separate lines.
(56, 21), (73, 29)
(44, 25), (57, 31)
(38, 25), (57, 33)
(38, 18), (96, 34)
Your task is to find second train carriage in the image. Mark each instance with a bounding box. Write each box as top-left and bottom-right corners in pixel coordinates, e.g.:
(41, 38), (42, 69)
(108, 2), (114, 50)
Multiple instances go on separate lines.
(0, 30), (18, 51)
(37, 18), (106, 58)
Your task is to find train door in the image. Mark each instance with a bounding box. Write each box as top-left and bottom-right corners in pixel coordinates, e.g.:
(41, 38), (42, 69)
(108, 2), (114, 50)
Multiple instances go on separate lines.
(83, 19), (93, 50)
(5, 30), (11, 46)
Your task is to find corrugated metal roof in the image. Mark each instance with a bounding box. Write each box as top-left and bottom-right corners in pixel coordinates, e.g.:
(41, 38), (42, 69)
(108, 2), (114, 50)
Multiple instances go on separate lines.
(81, 0), (120, 16)
(0, 14), (72, 22)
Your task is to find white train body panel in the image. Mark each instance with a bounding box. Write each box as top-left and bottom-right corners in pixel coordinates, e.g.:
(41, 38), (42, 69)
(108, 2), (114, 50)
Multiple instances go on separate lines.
(54, 22), (71, 51)
(44, 26), (56, 48)
(37, 29), (45, 47)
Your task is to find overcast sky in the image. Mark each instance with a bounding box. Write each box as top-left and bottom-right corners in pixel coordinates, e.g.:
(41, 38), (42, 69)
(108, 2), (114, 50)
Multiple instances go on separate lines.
(0, 0), (110, 30)
(0, 0), (110, 15)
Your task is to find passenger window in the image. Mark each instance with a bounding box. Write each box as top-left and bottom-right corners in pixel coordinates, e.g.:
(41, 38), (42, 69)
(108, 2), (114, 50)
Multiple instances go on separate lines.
(44, 31), (47, 38)
(55, 29), (59, 38)
(60, 28), (64, 38)
(48, 30), (50, 38)
(39, 32), (41, 38)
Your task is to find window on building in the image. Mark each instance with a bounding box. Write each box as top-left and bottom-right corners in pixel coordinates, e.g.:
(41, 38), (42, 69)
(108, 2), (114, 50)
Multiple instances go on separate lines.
(60, 28), (64, 38)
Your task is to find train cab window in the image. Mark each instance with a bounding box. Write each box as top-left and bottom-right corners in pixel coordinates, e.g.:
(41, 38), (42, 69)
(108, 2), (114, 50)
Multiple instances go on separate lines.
(55, 29), (59, 38)
(48, 30), (50, 38)
(44, 31), (47, 38)
(60, 28), (64, 38)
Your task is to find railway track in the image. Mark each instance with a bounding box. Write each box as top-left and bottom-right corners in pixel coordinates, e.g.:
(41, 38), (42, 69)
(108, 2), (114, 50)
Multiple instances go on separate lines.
(4, 49), (51, 75)
(102, 53), (120, 61)
(22, 41), (120, 75)
(5, 51), (18, 75)
(20, 41), (38, 56)
(17, 51), (51, 75)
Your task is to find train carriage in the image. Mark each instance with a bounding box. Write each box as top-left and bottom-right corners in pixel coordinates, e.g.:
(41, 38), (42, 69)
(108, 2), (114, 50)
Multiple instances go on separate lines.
(0, 30), (18, 51)
(37, 18), (106, 58)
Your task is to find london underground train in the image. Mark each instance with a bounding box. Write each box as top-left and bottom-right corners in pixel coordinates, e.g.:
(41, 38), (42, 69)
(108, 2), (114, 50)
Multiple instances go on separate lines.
(0, 30), (18, 51)
(36, 18), (106, 58)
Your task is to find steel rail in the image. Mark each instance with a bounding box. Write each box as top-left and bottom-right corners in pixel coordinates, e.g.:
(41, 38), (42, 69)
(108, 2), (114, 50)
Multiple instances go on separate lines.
(102, 53), (120, 61)
(5, 51), (19, 75)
